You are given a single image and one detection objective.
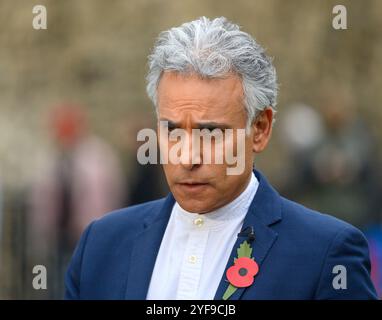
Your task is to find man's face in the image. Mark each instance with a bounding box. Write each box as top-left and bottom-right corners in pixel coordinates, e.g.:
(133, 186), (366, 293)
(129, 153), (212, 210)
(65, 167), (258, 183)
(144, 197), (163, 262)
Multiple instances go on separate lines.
(157, 72), (257, 213)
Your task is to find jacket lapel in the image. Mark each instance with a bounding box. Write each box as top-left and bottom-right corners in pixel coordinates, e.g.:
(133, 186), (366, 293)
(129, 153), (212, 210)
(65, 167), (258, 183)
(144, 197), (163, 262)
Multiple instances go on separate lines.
(214, 170), (282, 300)
(124, 194), (175, 299)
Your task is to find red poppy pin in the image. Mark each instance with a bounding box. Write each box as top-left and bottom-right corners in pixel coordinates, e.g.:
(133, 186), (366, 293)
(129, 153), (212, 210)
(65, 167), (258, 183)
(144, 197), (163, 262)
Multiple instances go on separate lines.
(222, 240), (259, 300)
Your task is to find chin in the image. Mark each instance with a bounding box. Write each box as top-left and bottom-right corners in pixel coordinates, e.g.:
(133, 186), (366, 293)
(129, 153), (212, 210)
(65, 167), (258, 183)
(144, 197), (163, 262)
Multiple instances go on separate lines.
(176, 198), (213, 213)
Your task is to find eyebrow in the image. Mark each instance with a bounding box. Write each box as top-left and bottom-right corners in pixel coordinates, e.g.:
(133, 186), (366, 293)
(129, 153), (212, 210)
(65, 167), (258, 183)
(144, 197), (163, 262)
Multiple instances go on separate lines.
(159, 118), (232, 130)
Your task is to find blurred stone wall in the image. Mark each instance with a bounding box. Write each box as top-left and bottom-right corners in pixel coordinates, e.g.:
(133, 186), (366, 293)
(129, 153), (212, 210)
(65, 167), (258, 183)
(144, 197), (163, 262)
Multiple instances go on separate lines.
(0, 0), (382, 298)
(0, 0), (381, 187)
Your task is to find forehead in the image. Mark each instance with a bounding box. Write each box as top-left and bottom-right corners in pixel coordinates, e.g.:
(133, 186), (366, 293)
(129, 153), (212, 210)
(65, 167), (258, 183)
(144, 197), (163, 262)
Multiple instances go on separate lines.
(157, 72), (245, 122)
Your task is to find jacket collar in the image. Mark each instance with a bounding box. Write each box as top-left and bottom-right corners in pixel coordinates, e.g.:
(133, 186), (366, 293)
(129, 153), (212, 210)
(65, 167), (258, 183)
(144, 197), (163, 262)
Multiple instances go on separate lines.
(124, 193), (175, 299)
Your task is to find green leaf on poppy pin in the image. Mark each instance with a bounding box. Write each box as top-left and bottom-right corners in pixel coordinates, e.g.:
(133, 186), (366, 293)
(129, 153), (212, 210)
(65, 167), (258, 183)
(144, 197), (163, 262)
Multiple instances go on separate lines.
(223, 240), (254, 300)
(234, 240), (253, 263)
(222, 283), (237, 300)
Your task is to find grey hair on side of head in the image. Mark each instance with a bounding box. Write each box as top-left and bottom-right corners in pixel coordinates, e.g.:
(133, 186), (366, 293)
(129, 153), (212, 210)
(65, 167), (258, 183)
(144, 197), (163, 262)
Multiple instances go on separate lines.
(146, 16), (278, 132)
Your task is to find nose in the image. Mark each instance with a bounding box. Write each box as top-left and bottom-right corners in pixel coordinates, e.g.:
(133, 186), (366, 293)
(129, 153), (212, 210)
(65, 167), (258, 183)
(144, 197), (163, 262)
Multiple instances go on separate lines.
(180, 131), (201, 171)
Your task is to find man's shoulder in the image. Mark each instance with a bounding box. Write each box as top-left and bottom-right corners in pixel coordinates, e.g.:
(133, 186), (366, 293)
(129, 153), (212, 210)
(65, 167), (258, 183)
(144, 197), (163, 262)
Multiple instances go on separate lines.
(262, 195), (377, 299)
(255, 170), (364, 242)
(279, 196), (366, 244)
(89, 197), (168, 236)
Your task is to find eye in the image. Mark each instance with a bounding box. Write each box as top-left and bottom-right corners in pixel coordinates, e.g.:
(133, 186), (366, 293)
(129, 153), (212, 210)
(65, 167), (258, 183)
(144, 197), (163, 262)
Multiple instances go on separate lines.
(160, 123), (177, 133)
(201, 126), (217, 132)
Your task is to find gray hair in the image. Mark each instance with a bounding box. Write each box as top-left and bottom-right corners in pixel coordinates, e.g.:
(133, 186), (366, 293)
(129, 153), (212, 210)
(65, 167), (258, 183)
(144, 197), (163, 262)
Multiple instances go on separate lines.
(146, 16), (278, 131)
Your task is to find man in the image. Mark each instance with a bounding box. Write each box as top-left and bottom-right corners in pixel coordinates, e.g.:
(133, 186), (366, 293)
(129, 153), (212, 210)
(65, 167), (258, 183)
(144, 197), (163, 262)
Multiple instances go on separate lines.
(65, 17), (377, 299)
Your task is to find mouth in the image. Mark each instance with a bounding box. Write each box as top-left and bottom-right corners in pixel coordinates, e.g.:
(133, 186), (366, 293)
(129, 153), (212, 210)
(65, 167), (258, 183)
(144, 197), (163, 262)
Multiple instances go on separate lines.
(176, 181), (210, 192)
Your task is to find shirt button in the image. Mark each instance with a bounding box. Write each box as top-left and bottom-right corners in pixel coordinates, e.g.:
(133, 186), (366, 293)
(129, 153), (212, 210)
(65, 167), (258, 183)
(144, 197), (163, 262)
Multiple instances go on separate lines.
(193, 217), (204, 227)
(188, 255), (197, 264)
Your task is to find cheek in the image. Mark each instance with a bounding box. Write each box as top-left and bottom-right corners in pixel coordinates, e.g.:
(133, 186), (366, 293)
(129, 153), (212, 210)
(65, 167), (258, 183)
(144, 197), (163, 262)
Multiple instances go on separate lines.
(162, 163), (175, 184)
(220, 174), (244, 193)
(209, 171), (231, 193)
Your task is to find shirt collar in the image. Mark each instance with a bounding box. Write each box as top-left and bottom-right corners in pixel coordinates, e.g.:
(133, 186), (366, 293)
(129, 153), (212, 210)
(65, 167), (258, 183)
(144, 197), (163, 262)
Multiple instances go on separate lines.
(173, 172), (259, 230)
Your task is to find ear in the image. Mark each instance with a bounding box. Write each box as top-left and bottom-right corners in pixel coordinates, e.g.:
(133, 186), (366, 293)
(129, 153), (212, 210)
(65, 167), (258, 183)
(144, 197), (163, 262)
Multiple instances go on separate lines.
(251, 107), (274, 153)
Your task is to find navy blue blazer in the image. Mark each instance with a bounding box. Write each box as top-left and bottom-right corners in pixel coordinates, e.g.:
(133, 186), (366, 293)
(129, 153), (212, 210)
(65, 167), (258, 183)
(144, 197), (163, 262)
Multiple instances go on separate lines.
(65, 170), (377, 299)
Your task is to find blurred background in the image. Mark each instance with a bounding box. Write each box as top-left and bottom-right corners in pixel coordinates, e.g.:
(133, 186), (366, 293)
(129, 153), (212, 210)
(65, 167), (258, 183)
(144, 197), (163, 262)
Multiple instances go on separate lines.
(0, 0), (381, 299)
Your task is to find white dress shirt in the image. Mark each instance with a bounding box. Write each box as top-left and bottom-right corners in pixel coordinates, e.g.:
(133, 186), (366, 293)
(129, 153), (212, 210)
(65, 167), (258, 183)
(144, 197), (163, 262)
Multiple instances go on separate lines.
(146, 172), (259, 300)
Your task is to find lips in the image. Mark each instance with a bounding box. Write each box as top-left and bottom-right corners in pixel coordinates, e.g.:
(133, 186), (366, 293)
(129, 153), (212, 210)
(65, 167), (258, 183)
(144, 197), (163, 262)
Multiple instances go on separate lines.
(179, 182), (208, 187)
(177, 181), (209, 192)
